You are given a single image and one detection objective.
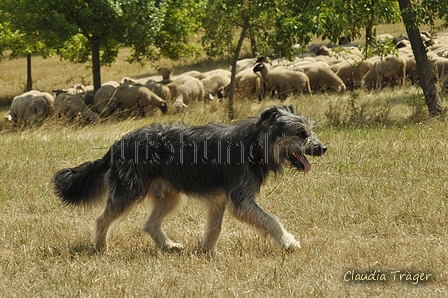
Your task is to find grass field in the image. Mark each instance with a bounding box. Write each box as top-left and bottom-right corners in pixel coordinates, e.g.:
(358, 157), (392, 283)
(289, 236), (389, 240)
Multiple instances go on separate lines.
(1, 30), (448, 296)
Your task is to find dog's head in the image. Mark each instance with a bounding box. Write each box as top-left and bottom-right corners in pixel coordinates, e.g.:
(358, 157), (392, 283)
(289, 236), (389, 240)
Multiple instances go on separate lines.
(259, 105), (327, 173)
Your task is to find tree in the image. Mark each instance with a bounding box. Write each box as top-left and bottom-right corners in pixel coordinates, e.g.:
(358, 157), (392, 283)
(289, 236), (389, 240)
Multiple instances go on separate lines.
(202, 0), (404, 119)
(398, 0), (444, 116)
(0, 1), (56, 91)
(204, 0), (445, 119)
(202, 0), (273, 120)
(5, 0), (203, 93)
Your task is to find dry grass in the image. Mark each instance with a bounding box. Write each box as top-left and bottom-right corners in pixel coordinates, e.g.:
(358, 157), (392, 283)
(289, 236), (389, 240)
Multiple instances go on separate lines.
(1, 25), (448, 297)
(1, 94), (447, 297)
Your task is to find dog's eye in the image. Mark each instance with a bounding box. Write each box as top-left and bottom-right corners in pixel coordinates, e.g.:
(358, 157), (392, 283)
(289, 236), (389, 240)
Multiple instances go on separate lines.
(299, 131), (308, 139)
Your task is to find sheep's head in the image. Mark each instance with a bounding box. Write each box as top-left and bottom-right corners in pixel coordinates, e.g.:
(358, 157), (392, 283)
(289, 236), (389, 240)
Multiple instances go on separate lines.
(5, 112), (13, 122)
(253, 63), (265, 73)
(158, 67), (172, 79)
(159, 101), (168, 114)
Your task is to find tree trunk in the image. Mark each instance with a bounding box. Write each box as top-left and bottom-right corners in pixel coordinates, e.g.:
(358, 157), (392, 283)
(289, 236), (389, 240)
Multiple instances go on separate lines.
(249, 28), (258, 56)
(91, 39), (102, 93)
(398, 0), (445, 116)
(228, 19), (250, 121)
(26, 53), (32, 91)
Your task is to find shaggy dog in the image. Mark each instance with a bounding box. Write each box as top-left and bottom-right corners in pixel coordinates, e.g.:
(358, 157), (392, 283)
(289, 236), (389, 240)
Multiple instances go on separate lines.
(53, 105), (327, 253)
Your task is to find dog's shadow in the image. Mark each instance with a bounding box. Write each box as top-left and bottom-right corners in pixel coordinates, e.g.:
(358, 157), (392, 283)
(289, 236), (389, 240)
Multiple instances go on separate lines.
(69, 242), (101, 257)
(67, 242), (222, 259)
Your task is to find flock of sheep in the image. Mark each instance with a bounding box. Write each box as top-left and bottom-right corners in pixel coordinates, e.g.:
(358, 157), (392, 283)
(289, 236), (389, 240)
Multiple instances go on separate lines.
(6, 30), (448, 128)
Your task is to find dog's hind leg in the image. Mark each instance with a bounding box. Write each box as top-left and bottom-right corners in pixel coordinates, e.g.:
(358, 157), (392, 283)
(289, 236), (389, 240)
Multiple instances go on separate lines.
(142, 191), (184, 251)
(95, 193), (140, 252)
(201, 195), (228, 254)
(95, 172), (144, 251)
(228, 199), (301, 252)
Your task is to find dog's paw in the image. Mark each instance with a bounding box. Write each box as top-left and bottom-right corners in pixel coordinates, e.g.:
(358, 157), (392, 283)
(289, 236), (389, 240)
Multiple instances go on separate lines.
(163, 242), (184, 252)
(282, 235), (301, 252)
(95, 241), (108, 252)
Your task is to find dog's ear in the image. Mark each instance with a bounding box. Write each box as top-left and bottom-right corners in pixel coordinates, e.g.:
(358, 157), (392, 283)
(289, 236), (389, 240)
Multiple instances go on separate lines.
(259, 106), (281, 124)
(259, 105), (296, 126)
(278, 104), (295, 114)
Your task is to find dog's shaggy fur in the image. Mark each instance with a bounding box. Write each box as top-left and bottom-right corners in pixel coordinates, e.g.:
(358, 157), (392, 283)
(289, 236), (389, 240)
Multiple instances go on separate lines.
(53, 105), (326, 253)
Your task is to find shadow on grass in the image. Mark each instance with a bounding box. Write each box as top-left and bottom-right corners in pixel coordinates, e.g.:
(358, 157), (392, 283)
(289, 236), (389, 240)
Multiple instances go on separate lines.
(69, 242), (100, 257)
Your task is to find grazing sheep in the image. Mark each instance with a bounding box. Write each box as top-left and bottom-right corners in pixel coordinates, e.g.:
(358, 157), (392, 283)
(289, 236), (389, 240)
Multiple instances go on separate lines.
(101, 84), (167, 117)
(84, 90), (95, 107)
(362, 55), (406, 89)
(218, 68), (265, 100)
(19, 90), (54, 107)
(178, 70), (207, 80)
(54, 93), (98, 123)
(396, 39), (411, 49)
(403, 55), (418, 85)
(376, 33), (394, 44)
(335, 60), (373, 90)
(201, 73), (231, 99)
(166, 78), (191, 99)
(53, 84), (95, 106)
(120, 77), (138, 84)
(203, 69), (232, 78)
(315, 46), (333, 57)
(172, 78), (206, 108)
(253, 63), (311, 99)
(145, 81), (172, 101)
(429, 56), (448, 82)
(93, 81), (120, 114)
(440, 73), (448, 89)
(303, 66), (346, 93)
(158, 66), (173, 84)
(5, 94), (50, 127)
(68, 84), (88, 94)
(177, 69), (231, 82)
(53, 84), (88, 97)
(235, 58), (259, 73)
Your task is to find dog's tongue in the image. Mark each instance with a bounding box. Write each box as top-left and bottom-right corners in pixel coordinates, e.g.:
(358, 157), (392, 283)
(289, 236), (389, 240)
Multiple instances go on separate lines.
(293, 151), (311, 174)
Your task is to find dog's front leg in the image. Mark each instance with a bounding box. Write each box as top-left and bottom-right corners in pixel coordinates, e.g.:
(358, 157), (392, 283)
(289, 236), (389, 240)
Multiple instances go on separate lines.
(201, 199), (227, 254)
(142, 191), (184, 251)
(228, 199), (301, 252)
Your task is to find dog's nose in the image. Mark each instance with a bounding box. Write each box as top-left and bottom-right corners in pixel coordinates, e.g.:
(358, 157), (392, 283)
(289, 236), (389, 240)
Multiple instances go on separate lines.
(321, 145), (327, 154)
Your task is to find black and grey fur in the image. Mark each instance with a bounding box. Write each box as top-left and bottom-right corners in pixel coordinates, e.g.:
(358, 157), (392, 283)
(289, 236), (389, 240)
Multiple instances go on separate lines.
(53, 105), (327, 253)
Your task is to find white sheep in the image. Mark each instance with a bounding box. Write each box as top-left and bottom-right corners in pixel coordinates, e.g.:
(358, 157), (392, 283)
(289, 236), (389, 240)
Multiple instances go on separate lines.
(145, 81), (172, 101)
(158, 66), (173, 84)
(201, 73), (231, 99)
(334, 60), (373, 90)
(93, 81), (120, 113)
(429, 56), (448, 82)
(178, 70), (207, 80)
(303, 66), (346, 93)
(218, 67), (264, 100)
(362, 55), (406, 89)
(54, 93), (98, 123)
(172, 78), (205, 108)
(98, 84), (167, 117)
(253, 63), (311, 99)
(235, 58), (258, 73)
(19, 90), (55, 107)
(120, 77), (138, 84)
(5, 93), (50, 127)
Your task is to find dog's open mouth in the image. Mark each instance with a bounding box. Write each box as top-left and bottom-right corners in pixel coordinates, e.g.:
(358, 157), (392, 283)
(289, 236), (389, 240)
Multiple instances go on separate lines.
(290, 150), (312, 173)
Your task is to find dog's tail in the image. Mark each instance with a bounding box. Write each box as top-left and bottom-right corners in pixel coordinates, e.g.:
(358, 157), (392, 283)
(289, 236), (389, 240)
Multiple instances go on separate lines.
(53, 150), (111, 207)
